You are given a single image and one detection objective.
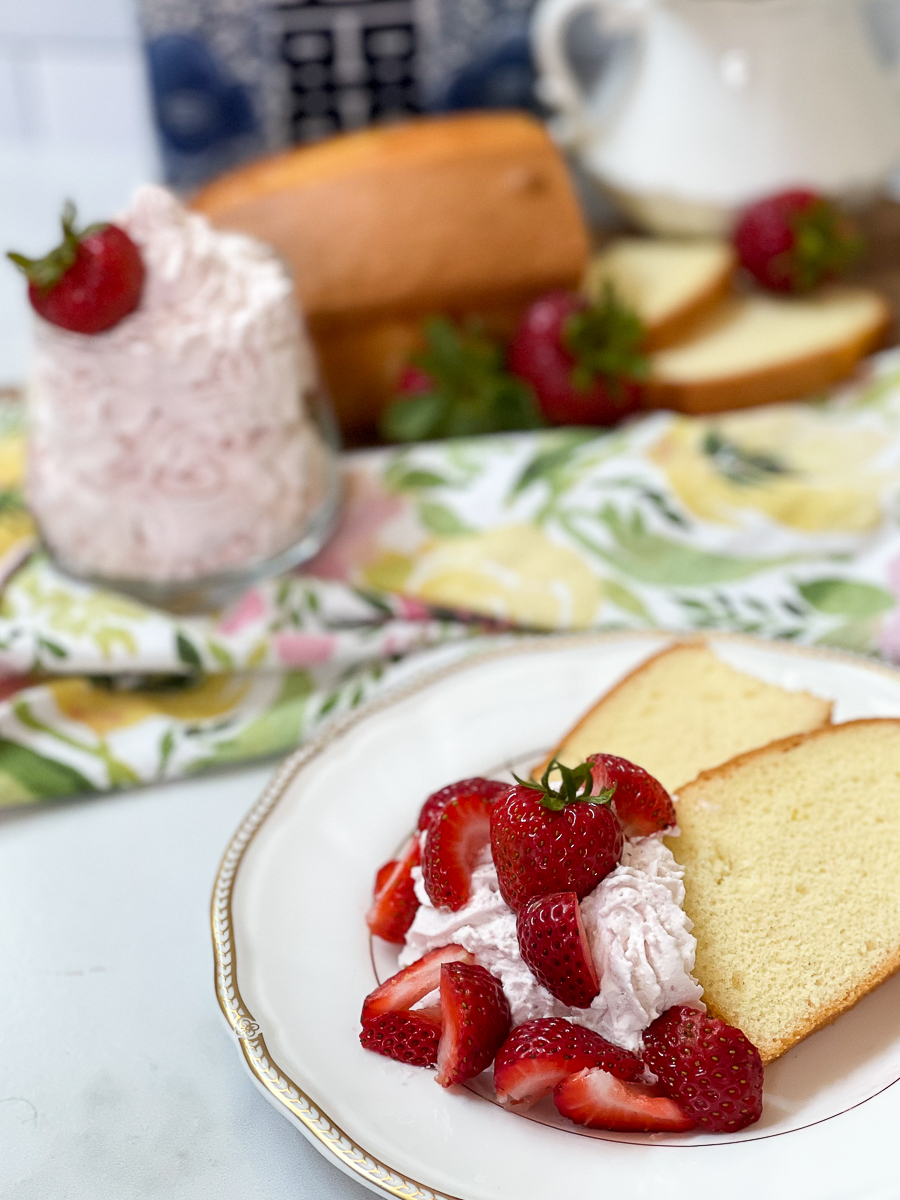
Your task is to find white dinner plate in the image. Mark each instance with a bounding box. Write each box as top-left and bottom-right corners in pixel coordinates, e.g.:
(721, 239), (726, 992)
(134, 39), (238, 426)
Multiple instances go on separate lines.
(212, 632), (900, 1200)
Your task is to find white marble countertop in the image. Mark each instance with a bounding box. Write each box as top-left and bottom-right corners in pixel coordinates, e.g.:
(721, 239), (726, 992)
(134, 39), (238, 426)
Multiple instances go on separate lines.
(1, 763), (375, 1199)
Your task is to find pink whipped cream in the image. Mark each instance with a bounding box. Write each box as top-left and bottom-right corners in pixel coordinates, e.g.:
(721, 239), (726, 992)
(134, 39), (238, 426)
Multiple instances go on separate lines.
(28, 185), (330, 583)
(399, 834), (703, 1053)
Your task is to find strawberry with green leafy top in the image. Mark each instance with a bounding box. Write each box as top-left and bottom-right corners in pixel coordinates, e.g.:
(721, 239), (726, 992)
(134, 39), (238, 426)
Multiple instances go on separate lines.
(734, 189), (862, 293)
(490, 759), (623, 912)
(380, 317), (543, 442)
(508, 286), (646, 426)
(8, 201), (144, 334)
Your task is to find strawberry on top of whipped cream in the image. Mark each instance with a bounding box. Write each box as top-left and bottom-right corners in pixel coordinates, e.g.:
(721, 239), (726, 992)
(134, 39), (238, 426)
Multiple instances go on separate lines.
(400, 833), (703, 1054)
(28, 184), (330, 585)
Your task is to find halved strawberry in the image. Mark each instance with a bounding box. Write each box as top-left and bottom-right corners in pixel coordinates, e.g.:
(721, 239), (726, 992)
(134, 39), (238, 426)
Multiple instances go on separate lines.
(422, 793), (493, 910)
(359, 1011), (442, 1067)
(361, 944), (474, 1026)
(554, 1067), (696, 1132)
(494, 1018), (642, 1112)
(641, 1005), (764, 1132)
(586, 753), (676, 838)
(366, 833), (421, 943)
(418, 777), (510, 834)
(435, 962), (511, 1087)
(516, 892), (600, 1008)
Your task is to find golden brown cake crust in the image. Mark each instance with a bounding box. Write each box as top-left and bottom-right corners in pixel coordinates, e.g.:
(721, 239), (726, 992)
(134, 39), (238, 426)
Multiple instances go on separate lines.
(673, 719), (900, 1063)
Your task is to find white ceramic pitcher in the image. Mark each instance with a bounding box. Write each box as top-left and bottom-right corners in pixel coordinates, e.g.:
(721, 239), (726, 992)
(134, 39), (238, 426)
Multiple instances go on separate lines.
(533, 0), (900, 234)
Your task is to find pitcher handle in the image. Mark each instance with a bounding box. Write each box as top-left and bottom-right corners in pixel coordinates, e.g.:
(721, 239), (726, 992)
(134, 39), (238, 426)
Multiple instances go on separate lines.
(532, 0), (645, 149)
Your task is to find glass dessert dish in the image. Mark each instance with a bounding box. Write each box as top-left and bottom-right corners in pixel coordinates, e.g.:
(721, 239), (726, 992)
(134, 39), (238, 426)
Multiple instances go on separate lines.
(25, 186), (341, 613)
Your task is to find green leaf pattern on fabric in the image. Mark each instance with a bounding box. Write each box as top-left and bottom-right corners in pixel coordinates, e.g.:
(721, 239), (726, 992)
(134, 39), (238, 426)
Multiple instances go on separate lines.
(3, 350), (900, 803)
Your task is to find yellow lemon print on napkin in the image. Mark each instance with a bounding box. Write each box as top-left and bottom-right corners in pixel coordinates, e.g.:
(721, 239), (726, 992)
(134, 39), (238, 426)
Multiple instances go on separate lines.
(50, 675), (251, 736)
(650, 408), (895, 533)
(402, 524), (602, 630)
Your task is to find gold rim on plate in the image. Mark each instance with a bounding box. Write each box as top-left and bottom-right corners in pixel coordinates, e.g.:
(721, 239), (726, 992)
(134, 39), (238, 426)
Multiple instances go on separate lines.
(210, 629), (900, 1199)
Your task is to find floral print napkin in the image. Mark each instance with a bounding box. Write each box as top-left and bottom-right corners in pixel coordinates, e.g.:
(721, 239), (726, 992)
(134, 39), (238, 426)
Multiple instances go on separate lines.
(4, 349), (900, 805)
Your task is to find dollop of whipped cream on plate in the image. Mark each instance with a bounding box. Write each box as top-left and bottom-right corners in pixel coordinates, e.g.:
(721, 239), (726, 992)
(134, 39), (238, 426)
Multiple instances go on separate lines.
(28, 184), (329, 584)
(399, 834), (703, 1053)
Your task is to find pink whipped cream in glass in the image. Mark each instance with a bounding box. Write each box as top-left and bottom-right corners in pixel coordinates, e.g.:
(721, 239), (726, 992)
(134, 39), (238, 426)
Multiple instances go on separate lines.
(27, 185), (339, 607)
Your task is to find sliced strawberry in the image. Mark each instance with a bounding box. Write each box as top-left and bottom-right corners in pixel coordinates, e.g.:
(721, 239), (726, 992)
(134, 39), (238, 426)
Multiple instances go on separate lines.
(587, 753), (676, 838)
(366, 833), (421, 943)
(641, 1005), (764, 1132)
(422, 793), (492, 910)
(435, 962), (511, 1087)
(494, 1018), (642, 1112)
(418, 777), (510, 834)
(554, 1067), (696, 1133)
(359, 1011), (442, 1067)
(491, 760), (623, 911)
(516, 892), (600, 1008)
(361, 944), (474, 1026)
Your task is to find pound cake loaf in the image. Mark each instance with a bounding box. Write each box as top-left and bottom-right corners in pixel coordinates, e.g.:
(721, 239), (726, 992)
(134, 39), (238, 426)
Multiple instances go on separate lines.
(671, 720), (900, 1062)
(192, 113), (589, 440)
(538, 642), (832, 794)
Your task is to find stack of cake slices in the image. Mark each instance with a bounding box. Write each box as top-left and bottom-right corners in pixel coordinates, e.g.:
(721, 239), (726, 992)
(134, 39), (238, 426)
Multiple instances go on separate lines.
(586, 238), (889, 414)
(539, 640), (900, 1063)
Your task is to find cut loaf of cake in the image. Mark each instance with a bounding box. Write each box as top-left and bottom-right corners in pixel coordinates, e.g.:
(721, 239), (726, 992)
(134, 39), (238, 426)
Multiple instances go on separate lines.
(191, 112), (589, 441)
(644, 286), (890, 414)
(584, 238), (735, 350)
(670, 720), (900, 1062)
(537, 642), (831, 794)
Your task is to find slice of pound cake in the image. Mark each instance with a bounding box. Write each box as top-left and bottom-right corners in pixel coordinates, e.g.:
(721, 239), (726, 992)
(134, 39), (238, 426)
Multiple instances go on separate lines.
(670, 720), (900, 1063)
(538, 642), (832, 793)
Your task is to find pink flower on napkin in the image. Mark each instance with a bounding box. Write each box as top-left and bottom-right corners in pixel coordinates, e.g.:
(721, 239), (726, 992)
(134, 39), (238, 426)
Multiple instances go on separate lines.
(218, 588), (266, 634)
(273, 632), (337, 667)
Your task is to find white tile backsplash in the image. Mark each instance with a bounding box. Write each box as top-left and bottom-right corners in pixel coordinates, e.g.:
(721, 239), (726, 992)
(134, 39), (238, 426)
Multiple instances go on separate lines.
(0, 49), (23, 140)
(0, 0), (138, 42)
(32, 42), (156, 149)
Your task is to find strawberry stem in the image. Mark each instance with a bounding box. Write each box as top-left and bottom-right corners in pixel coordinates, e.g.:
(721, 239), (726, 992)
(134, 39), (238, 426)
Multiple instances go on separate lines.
(7, 200), (105, 295)
(563, 284), (647, 393)
(786, 200), (862, 292)
(513, 759), (615, 812)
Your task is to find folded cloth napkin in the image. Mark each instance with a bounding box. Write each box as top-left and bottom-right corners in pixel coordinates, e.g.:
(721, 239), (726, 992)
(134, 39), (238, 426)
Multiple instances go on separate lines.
(4, 348), (900, 805)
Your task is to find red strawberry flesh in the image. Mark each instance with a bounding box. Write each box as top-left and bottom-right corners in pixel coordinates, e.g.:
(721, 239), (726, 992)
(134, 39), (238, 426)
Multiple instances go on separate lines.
(361, 943), (474, 1026)
(366, 833), (421, 943)
(554, 1066), (696, 1132)
(516, 891), (600, 1008)
(422, 792), (492, 910)
(642, 1005), (764, 1132)
(494, 1018), (642, 1111)
(359, 1011), (441, 1067)
(418, 777), (510, 833)
(586, 753), (676, 838)
(435, 962), (511, 1087)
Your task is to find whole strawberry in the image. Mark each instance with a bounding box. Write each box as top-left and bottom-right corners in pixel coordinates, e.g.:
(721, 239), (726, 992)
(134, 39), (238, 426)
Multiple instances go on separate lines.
(490, 759), (623, 912)
(8, 200), (144, 334)
(507, 287), (646, 426)
(734, 189), (861, 294)
(586, 753), (676, 838)
(642, 1005), (764, 1132)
